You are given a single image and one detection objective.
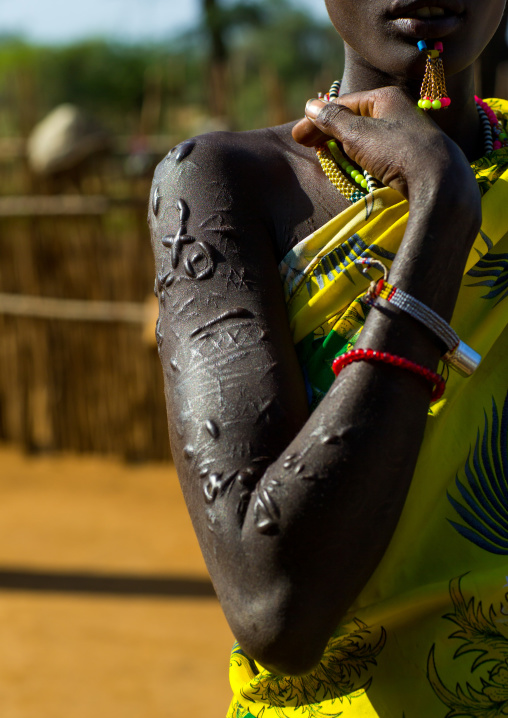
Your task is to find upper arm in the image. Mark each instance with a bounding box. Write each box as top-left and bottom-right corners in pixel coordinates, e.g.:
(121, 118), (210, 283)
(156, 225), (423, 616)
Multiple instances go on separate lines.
(149, 133), (309, 585)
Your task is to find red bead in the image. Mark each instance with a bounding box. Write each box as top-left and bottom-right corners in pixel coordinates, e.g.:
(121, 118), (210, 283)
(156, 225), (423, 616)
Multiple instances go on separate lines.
(434, 41), (443, 52)
(331, 348), (445, 402)
(440, 97), (451, 108)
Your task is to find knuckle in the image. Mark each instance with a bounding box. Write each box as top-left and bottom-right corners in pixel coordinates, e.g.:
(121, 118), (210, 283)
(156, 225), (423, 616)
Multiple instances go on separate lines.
(318, 102), (348, 131)
(319, 103), (362, 143)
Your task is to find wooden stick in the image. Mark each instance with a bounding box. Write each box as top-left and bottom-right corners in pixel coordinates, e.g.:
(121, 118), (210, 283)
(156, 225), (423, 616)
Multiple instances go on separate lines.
(0, 293), (147, 324)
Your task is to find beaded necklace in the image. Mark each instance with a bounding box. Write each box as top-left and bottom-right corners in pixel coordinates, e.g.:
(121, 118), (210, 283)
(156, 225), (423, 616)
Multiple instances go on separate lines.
(316, 83), (508, 204)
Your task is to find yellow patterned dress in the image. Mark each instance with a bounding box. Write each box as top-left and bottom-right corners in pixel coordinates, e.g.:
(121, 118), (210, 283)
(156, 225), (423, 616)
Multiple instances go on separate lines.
(227, 99), (508, 718)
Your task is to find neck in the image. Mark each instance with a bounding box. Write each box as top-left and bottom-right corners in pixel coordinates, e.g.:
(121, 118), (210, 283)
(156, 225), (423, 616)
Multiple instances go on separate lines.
(340, 44), (484, 163)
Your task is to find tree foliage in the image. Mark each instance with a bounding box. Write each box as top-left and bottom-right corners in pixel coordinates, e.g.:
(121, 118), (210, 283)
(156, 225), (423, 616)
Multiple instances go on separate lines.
(0, 0), (345, 136)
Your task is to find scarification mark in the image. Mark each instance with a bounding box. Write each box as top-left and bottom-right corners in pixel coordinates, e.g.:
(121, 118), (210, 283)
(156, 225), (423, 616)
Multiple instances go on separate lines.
(236, 467), (260, 519)
(153, 278), (158, 297)
(203, 473), (223, 504)
(175, 140), (196, 164)
(199, 213), (239, 235)
(174, 297), (195, 316)
(226, 266), (254, 291)
(206, 509), (217, 534)
(322, 434), (342, 445)
(203, 470), (239, 504)
(183, 445), (195, 460)
(190, 308), (255, 337)
(294, 463), (305, 475)
(162, 199), (194, 269)
(256, 398), (275, 424)
(152, 185), (161, 216)
(206, 420), (220, 439)
(184, 242), (215, 280)
(155, 318), (163, 348)
(283, 454), (297, 470)
(156, 269), (175, 293)
(254, 480), (281, 535)
(169, 358), (180, 372)
(160, 199), (215, 283)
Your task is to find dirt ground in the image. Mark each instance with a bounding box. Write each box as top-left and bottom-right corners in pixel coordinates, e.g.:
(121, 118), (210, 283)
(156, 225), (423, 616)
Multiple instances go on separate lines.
(0, 445), (234, 718)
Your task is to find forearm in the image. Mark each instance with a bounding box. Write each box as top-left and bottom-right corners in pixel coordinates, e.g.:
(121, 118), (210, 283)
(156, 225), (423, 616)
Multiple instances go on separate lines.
(204, 184), (481, 672)
(152, 134), (481, 674)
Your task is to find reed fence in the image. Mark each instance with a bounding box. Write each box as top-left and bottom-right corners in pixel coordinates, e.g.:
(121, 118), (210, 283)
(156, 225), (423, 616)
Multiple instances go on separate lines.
(0, 142), (172, 461)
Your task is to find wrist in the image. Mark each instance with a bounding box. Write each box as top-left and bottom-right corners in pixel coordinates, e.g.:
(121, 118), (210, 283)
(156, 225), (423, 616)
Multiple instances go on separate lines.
(407, 143), (481, 231)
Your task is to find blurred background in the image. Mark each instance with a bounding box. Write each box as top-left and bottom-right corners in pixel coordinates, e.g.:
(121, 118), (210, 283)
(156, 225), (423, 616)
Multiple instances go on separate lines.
(0, 1), (506, 716)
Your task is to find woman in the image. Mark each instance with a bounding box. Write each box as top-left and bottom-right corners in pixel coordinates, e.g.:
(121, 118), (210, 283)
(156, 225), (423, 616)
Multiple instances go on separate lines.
(149, 0), (508, 715)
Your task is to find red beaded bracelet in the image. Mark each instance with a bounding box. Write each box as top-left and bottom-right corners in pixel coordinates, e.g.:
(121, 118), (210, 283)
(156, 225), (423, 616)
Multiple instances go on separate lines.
(331, 348), (446, 402)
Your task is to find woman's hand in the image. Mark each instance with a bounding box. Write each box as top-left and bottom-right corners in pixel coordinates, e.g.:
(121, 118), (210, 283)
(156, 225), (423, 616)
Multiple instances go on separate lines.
(292, 86), (477, 202)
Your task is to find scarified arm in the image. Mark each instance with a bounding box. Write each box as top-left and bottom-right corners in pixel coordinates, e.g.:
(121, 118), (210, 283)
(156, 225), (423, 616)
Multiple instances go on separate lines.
(149, 128), (481, 675)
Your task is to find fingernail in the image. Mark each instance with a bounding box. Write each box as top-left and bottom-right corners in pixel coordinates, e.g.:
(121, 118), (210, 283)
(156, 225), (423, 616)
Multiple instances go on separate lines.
(305, 99), (326, 121)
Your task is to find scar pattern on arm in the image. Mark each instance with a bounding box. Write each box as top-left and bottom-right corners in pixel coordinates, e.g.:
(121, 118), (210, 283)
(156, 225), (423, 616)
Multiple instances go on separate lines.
(156, 199), (215, 296)
(190, 308), (255, 337)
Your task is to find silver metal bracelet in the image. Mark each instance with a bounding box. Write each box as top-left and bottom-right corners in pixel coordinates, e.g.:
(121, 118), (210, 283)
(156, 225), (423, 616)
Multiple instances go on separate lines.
(356, 258), (482, 377)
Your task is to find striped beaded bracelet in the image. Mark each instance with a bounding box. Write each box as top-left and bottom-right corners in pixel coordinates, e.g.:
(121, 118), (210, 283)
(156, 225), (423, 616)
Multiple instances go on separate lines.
(357, 258), (481, 378)
(331, 348), (446, 403)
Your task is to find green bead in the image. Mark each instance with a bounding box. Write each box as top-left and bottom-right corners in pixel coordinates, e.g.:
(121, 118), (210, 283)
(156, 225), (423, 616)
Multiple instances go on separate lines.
(351, 170), (360, 179)
(355, 174), (363, 184)
(361, 179), (368, 189)
(500, 133), (507, 140)
(346, 164), (354, 174)
(423, 100), (432, 110)
(431, 99), (442, 110)
(417, 99), (424, 109)
(341, 160), (349, 169)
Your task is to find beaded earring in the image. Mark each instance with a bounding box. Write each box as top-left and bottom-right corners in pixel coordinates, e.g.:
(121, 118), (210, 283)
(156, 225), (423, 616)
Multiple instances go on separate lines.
(417, 41), (450, 111)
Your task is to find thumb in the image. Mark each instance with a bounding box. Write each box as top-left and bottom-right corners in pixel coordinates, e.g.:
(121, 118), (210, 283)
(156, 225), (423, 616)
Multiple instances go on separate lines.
(292, 99), (360, 147)
(303, 98), (371, 166)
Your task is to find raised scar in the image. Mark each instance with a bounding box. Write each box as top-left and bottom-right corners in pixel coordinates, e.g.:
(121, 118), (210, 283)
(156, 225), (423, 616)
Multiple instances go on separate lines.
(177, 198), (190, 226)
(155, 318), (163, 346)
(152, 186), (161, 216)
(254, 485), (281, 535)
(183, 445), (195, 460)
(205, 420), (220, 439)
(190, 308), (255, 337)
(203, 473), (223, 504)
(174, 140), (196, 164)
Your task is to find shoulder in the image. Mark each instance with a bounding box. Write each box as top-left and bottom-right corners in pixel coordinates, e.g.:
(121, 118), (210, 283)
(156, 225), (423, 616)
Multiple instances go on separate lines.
(151, 124), (300, 200)
(149, 124), (344, 259)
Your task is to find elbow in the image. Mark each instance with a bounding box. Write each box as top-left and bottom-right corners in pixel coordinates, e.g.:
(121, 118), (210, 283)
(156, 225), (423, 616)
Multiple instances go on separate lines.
(224, 588), (335, 676)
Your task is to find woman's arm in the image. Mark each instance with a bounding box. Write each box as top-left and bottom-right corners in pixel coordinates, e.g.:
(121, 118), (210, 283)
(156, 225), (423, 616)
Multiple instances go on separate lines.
(150, 92), (481, 675)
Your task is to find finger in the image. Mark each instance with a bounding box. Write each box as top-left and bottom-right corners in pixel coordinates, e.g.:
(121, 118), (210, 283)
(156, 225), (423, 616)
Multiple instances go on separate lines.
(294, 99), (363, 151)
(305, 100), (365, 156)
(292, 116), (332, 147)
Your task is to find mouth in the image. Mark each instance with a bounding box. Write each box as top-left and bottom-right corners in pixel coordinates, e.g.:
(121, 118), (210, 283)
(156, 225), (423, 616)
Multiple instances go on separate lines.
(388, 0), (465, 38)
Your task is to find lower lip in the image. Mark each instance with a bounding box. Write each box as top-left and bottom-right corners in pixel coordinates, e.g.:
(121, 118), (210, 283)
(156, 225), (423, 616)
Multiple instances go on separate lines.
(389, 14), (462, 39)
